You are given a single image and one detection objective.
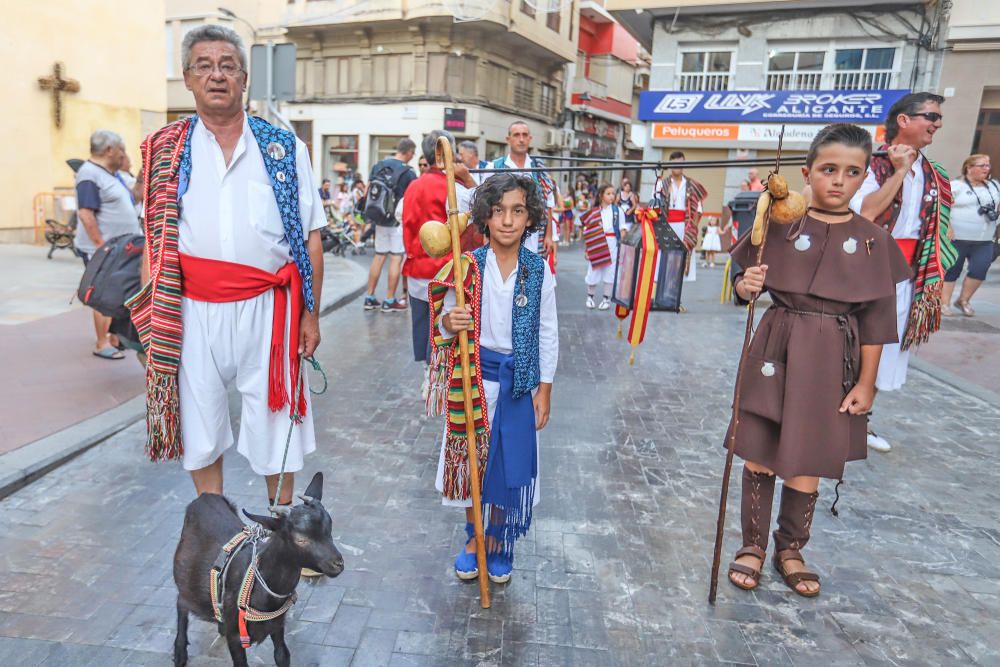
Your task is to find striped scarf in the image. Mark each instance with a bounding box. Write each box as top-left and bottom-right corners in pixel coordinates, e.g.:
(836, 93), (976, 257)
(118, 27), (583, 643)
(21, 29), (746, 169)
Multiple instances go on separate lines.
(682, 177), (708, 251)
(870, 148), (957, 349)
(427, 255), (490, 501)
(125, 118), (192, 462)
(581, 207), (612, 268)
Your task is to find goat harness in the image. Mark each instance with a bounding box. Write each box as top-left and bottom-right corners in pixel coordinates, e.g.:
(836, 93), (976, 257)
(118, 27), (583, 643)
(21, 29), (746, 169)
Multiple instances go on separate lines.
(209, 525), (297, 648)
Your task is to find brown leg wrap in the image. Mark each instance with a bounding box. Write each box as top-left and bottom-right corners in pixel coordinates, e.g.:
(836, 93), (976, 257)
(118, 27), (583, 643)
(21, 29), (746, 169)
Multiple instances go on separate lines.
(740, 467), (776, 551)
(773, 484), (819, 553)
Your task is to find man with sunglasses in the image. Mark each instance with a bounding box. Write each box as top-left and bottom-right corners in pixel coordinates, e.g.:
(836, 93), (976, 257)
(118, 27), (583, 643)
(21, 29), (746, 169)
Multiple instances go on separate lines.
(850, 92), (957, 453)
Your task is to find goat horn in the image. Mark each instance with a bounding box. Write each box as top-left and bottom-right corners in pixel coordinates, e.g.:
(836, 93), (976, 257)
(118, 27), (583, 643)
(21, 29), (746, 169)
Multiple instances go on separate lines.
(297, 494), (316, 504)
(267, 505), (291, 516)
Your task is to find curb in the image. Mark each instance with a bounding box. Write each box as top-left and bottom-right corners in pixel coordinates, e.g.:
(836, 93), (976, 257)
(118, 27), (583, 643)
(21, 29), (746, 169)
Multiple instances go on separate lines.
(910, 357), (1000, 409)
(0, 265), (367, 501)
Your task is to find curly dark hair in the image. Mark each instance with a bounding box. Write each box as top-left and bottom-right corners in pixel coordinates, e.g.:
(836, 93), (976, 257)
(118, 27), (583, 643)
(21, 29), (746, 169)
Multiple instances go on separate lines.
(470, 173), (545, 239)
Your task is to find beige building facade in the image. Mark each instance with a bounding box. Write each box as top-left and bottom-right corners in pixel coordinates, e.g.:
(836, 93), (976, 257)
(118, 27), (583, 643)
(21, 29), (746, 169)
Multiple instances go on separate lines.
(933, 0), (1000, 177)
(1, 2), (166, 243)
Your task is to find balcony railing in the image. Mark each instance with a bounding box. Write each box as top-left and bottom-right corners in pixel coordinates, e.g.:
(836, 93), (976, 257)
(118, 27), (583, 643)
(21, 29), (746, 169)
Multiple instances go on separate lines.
(765, 71), (823, 91)
(833, 70), (895, 90)
(678, 72), (731, 92)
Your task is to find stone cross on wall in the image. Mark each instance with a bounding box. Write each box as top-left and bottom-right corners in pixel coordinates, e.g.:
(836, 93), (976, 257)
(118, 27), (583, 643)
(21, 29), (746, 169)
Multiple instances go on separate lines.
(38, 62), (80, 129)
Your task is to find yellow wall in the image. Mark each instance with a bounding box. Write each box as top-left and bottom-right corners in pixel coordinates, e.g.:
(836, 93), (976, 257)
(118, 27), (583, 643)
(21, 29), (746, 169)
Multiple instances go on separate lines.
(1, 2), (167, 242)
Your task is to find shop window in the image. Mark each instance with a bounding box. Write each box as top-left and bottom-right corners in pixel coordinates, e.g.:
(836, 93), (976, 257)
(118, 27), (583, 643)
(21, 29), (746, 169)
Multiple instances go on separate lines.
(322, 135), (359, 184)
(678, 50), (733, 91)
(371, 136), (408, 164)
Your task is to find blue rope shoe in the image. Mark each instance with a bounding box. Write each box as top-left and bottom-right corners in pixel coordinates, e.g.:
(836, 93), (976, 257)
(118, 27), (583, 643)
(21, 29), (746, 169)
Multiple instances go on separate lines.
(487, 552), (513, 584)
(454, 522), (478, 580)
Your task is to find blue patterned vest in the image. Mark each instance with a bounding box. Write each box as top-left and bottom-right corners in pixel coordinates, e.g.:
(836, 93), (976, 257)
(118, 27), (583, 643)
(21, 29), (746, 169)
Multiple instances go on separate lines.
(471, 244), (544, 398)
(176, 115), (316, 312)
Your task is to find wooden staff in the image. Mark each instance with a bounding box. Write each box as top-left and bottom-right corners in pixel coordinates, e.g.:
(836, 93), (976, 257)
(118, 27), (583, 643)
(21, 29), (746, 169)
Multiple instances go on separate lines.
(708, 127), (786, 605)
(438, 137), (491, 609)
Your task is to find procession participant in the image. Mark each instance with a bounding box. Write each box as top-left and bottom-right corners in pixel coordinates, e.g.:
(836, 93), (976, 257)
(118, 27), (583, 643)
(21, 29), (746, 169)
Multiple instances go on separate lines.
(430, 173), (558, 584)
(725, 123), (911, 597)
(849, 92), (955, 453)
(582, 183), (627, 310)
(618, 177), (638, 228)
(401, 130), (478, 367)
(130, 25), (326, 504)
(740, 167), (766, 193)
(458, 140), (488, 186)
(491, 121), (556, 257)
(658, 150), (708, 284)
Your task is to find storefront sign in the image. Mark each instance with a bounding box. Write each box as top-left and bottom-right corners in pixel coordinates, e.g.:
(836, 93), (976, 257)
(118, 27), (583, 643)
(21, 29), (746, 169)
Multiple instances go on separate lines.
(651, 122), (885, 144)
(444, 107), (466, 133)
(640, 89), (909, 123)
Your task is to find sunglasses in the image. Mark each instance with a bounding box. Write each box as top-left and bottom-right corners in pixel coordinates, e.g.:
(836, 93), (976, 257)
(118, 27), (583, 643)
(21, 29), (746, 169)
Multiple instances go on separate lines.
(908, 112), (943, 122)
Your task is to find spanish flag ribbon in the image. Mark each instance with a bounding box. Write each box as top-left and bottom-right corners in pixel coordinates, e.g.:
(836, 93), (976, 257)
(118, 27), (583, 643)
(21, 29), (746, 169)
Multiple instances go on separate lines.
(626, 217), (660, 364)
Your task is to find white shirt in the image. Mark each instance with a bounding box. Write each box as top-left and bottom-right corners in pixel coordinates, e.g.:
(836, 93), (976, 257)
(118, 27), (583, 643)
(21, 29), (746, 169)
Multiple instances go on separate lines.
(850, 153), (925, 240)
(440, 248), (558, 383)
(657, 176), (703, 213)
(949, 178), (1000, 242)
(179, 114), (327, 273)
(601, 204), (626, 236)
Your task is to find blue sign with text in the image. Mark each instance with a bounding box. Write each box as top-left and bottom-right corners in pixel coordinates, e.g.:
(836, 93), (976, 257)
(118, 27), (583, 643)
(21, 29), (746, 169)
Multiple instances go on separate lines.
(639, 89), (910, 123)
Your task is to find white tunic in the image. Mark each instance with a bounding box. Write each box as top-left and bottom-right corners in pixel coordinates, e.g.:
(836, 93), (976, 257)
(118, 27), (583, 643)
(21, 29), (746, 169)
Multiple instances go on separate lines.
(849, 154), (926, 391)
(585, 204), (627, 286)
(659, 176), (701, 282)
(177, 115), (327, 474)
(433, 249), (558, 507)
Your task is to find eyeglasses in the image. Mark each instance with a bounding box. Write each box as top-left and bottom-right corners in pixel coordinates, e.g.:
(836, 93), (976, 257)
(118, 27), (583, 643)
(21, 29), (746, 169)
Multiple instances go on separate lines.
(972, 163), (991, 169)
(908, 112), (943, 122)
(188, 62), (244, 77)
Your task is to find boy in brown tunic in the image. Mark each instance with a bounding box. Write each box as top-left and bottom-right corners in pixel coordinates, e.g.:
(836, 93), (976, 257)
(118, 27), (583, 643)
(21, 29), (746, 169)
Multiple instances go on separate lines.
(726, 124), (912, 597)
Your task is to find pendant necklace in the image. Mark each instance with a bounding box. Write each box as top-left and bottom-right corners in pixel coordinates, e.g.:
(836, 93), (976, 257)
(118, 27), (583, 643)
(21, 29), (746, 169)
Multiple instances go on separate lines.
(514, 265), (528, 308)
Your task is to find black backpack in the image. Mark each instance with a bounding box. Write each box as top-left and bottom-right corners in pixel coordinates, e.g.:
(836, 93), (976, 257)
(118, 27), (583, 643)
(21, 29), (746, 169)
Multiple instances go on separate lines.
(77, 233), (144, 319)
(364, 161), (408, 226)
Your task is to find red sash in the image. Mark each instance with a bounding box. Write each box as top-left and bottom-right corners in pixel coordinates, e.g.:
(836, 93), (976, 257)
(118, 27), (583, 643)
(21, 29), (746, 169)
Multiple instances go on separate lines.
(894, 238), (918, 265)
(667, 209), (686, 223)
(180, 253), (306, 419)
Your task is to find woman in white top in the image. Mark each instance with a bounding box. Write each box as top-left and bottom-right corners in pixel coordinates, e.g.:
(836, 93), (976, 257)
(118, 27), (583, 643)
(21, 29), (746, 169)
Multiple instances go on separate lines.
(943, 154), (1000, 316)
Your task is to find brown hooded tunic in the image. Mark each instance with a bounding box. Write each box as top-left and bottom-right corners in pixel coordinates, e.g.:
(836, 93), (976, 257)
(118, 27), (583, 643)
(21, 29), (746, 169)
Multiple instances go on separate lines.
(725, 213), (913, 479)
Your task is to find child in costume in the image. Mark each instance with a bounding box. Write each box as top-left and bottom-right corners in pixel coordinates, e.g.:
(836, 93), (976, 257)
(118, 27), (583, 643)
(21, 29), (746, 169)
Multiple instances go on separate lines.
(725, 124), (911, 597)
(701, 217), (722, 267)
(581, 184), (628, 310)
(429, 173), (558, 583)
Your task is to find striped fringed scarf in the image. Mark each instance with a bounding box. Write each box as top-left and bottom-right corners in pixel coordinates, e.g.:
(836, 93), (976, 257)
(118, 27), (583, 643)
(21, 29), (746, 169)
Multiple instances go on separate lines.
(426, 255), (491, 501)
(683, 177), (708, 251)
(870, 150), (957, 349)
(125, 118), (192, 462)
(581, 207), (612, 267)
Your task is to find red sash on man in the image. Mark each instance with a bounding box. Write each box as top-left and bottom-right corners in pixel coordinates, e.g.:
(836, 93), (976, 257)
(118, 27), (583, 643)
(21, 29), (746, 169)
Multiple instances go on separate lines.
(179, 253), (307, 419)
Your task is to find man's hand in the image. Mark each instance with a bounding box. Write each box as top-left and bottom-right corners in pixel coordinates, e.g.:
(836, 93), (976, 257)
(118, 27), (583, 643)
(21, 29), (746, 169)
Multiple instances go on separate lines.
(736, 265), (767, 300)
(442, 305), (473, 333)
(533, 383), (552, 430)
(453, 162), (476, 188)
(299, 310), (321, 357)
(887, 144), (917, 173)
(840, 382), (875, 415)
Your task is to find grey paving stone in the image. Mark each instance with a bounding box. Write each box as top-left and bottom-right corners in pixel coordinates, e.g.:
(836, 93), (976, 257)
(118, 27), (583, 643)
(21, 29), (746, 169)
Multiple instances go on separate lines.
(323, 604), (373, 649)
(352, 627), (399, 667)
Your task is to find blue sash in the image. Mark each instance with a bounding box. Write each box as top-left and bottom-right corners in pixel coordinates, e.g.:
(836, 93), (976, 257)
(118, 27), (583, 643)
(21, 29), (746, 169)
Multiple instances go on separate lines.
(479, 346), (537, 556)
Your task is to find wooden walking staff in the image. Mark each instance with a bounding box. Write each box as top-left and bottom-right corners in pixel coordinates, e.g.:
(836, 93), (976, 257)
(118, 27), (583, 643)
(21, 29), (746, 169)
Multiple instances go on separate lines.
(419, 137), (491, 608)
(708, 126), (794, 604)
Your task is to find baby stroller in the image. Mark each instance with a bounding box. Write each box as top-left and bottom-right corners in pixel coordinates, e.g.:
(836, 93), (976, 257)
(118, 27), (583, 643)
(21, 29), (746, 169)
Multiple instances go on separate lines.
(322, 219), (365, 256)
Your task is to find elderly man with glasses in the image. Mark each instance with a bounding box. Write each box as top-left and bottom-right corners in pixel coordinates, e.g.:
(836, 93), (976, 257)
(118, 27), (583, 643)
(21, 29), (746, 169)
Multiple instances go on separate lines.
(849, 91), (958, 453)
(128, 25), (327, 505)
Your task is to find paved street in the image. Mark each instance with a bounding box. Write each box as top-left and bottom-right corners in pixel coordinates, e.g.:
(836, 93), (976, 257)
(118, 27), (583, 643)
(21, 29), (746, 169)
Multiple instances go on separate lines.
(0, 247), (997, 666)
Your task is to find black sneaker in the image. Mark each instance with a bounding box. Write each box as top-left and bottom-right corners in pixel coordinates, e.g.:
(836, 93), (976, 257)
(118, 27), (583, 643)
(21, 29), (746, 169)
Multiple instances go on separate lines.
(364, 296), (381, 310)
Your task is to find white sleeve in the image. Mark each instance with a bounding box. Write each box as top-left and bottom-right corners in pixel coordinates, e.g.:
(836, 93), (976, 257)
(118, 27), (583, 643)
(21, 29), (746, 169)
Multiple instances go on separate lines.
(296, 138), (328, 233)
(697, 200), (704, 214)
(539, 262), (559, 383)
(457, 184), (475, 213)
(436, 286), (458, 341)
(849, 168), (879, 215)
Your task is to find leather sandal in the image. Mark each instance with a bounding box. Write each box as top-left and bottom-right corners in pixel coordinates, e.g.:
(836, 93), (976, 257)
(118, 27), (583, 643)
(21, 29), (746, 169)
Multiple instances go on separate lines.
(728, 545), (766, 590)
(773, 548), (820, 597)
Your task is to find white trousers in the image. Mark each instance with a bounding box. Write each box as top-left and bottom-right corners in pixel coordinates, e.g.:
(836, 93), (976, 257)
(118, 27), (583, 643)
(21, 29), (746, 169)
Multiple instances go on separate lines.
(435, 378), (541, 508)
(668, 222), (697, 282)
(178, 291), (316, 475)
(876, 279), (914, 392)
(585, 235), (617, 288)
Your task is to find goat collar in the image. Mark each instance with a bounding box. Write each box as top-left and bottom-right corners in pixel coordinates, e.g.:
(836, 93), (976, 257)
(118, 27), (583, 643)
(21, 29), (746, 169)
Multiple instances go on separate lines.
(209, 526), (298, 648)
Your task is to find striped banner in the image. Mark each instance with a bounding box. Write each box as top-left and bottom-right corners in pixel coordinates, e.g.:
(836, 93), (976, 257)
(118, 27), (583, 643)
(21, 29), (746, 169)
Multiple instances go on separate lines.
(627, 219), (660, 354)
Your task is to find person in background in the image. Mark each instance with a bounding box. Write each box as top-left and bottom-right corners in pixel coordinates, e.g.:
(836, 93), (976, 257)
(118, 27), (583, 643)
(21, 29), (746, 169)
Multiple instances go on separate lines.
(319, 178), (334, 218)
(75, 129), (141, 360)
(418, 157), (430, 175)
(618, 177), (638, 228)
(458, 140), (488, 186)
(942, 154), (999, 316)
(740, 168), (766, 193)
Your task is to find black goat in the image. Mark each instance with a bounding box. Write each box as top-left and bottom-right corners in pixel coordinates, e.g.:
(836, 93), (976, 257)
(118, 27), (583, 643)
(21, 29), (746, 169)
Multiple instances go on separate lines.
(172, 472), (344, 667)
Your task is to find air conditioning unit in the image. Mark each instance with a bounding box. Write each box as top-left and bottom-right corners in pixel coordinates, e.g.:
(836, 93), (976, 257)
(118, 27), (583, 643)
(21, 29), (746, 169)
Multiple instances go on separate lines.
(545, 129), (561, 148)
